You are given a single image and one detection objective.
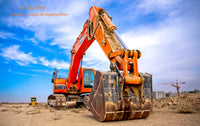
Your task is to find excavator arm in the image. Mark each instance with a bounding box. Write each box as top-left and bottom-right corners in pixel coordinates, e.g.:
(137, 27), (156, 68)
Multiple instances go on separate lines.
(68, 6), (142, 88)
(67, 6), (152, 121)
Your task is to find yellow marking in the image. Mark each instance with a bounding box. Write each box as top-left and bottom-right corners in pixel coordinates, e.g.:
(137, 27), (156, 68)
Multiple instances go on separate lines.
(113, 80), (116, 89)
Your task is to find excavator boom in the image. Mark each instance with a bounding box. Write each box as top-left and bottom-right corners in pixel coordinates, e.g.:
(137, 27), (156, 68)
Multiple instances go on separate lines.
(68, 6), (143, 87)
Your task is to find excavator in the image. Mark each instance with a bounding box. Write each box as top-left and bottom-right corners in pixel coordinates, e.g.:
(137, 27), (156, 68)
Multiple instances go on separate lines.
(48, 6), (153, 121)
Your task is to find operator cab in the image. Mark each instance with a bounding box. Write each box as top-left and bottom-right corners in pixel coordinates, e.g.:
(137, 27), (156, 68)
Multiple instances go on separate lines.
(83, 69), (95, 88)
(52, 68), (95, 93)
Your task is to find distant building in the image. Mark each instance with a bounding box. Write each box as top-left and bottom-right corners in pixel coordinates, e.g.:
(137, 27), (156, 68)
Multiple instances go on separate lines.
(153, 91), (166, 99)
(153, 89), (200, 99)
(192, 89), (200, 93)
(181, 91), (189, 95)
(181, 89), (200, 95)
(166, 91), (177, 97)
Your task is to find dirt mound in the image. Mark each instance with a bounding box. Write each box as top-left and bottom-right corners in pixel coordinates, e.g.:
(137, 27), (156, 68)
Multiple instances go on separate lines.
(153, 93), (200, 113)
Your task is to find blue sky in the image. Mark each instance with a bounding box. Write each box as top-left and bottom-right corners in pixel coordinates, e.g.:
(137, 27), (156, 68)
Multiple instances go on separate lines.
(0, 0), (200, 103)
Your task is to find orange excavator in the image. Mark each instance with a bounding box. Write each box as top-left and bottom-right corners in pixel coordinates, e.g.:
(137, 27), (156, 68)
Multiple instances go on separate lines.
(48, 6), (153, 121)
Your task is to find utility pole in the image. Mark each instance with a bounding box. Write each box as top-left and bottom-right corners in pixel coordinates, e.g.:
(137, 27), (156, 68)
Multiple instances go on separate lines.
(159, 80), (186, 96)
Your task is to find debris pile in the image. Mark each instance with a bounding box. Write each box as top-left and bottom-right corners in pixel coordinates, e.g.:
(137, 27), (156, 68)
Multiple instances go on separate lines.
(153, 93), (200, 113)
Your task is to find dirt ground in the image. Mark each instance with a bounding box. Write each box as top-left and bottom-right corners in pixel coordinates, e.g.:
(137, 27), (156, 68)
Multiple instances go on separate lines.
(0, 94), (200, 126)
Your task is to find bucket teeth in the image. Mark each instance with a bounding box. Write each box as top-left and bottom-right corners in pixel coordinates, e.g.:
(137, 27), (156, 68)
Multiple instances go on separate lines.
(84, 71), (152, 121)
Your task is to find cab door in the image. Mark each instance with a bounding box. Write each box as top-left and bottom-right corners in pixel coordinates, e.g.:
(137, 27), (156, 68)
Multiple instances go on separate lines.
(81, 68), (95, 93)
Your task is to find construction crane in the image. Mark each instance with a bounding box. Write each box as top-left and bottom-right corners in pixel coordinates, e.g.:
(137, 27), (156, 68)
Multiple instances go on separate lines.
(159, 80), (186, 96)
(48, 6), (153, 121)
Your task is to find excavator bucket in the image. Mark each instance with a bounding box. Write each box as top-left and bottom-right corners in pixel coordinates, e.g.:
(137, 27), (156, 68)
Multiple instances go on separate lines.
(84, 71), (152, 121)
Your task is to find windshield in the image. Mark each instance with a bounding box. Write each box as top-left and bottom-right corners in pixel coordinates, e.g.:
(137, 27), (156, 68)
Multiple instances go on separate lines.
(83, 70), (94, 88)
(31, 98), (36, 101)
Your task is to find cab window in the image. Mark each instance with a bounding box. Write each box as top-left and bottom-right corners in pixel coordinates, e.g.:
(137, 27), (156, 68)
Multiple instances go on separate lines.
(31, 98), (36, 101)
(83, 70), (94, 88)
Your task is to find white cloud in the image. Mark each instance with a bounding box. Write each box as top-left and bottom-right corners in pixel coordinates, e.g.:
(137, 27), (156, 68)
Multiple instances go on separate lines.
(136, 0), (182, 14)
(14, 71), (35, 76)
(39, 57), (69, 69)
(121, 15), (200, 50)
(1, 45), (70, 69)
(82, 42), (110, 71)
(1, 45), (37, 66)
(0, 31), (22, 41)
(30, 69), (52, 74)
(30, 38), (39, 45)
(50, 36), (76, 49)
(0, 31), (14, 39)
(24, 37), (39, 45)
